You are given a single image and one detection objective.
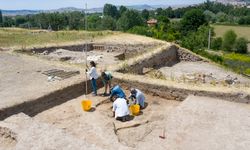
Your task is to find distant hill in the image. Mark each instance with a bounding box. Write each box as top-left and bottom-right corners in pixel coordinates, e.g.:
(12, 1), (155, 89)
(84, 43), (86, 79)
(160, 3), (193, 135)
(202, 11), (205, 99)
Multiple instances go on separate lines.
(1, 4), (189, 16)
(2, 10), (41, 16)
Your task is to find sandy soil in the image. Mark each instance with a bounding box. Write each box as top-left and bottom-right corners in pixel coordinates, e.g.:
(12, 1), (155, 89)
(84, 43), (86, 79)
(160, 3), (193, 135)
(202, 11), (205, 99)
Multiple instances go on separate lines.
(38, 49), (122, 69)
(0, 52), (84, 109)
(162, 95), (250, 150)
(34, 88), (180, 149)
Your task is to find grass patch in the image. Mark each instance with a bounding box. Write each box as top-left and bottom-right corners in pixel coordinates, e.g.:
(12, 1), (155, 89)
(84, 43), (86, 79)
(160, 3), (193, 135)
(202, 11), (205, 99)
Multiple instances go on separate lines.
(224, 53), (250, 63)
(223, 53), (250, 75)
(0, 28), (114, 49)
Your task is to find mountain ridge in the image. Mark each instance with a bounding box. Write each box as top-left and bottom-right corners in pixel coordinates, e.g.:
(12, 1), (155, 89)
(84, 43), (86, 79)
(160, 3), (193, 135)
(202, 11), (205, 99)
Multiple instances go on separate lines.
(1, 4), (188, 16)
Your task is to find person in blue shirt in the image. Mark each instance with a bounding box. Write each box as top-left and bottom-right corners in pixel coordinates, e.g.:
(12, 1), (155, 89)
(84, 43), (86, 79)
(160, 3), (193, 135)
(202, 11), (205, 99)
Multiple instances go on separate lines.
(110, 85), (126, 101)
(129, 88), (145, 109)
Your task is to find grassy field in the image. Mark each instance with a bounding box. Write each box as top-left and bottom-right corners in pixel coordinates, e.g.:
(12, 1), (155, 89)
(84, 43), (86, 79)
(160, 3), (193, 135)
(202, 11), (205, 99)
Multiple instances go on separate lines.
(0, 28), (114, 49)
(213, 25), (250, 53)
(212, 24), (250, 41)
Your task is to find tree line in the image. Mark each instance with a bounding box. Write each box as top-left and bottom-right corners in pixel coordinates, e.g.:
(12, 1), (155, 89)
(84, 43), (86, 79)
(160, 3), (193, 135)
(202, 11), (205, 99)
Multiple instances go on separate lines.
(0, 0), (248, 54)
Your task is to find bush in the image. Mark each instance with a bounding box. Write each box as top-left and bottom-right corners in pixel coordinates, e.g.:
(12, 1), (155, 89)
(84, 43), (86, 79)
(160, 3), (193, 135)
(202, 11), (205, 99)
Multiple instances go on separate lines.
(222, 30), (237, 52)
(238, 17), (246, 25)
(195, 50), (224, 64)
(235, 37), (248, 54)
(181, 26), (211, 51)
(245, 68), (250, 75)
(128, 26), (152, 37)
(116, 10), (143, 31)
(181, 9), (207, 35)
(238, 16), (250, 25)
(211, 37), (222, 50)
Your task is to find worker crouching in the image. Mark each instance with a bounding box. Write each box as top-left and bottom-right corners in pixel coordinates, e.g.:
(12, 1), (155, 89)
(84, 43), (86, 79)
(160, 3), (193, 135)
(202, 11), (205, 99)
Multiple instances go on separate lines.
(129, 88), (145, 109)
(112, 95), (130, 122)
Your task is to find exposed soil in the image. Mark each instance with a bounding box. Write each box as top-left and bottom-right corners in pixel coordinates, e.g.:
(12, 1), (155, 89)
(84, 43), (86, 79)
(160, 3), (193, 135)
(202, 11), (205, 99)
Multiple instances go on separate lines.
(34, 88), (180, 149)
(0, 52), (83, 111)
(159, 61), (250, 85)
(0, 127), (17, 150)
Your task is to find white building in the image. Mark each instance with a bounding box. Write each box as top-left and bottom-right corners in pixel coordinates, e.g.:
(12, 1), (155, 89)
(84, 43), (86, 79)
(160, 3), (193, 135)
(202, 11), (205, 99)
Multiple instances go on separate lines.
(215, 0), (247, 7)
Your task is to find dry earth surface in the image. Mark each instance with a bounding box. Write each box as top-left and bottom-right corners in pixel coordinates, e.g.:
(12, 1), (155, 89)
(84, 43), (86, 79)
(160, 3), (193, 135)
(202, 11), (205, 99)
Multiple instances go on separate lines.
(1, 31), (250, 150)
(0, 52), (83, 109)
(159, 61), (250, 84)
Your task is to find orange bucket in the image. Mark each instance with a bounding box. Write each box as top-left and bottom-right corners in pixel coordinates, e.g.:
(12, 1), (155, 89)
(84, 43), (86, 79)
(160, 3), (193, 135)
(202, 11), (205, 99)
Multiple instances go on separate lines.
(81, 100), (92, 111)
(129, 104), (140, 116)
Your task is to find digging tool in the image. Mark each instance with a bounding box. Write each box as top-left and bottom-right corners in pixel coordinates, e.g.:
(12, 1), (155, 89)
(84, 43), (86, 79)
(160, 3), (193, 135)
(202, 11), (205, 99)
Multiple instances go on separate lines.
(81, 3), (92, 112)
(95, 97), (111, 107)
(84, 3), (88, 98)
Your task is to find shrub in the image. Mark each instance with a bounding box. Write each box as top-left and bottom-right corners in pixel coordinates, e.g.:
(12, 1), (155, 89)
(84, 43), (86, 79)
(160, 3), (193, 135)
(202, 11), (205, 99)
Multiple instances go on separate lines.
(245, 68), (250, 75)
(181, 26), (211, 51)
(238, 16), (250, 25)
(234, 37), (248, 54)
(128, 26), (152, 37)
(222, 30), (237, 52)
(211, 37), (222, 50)
(181, 9), (207, 35)
(198, 50), (224, 63)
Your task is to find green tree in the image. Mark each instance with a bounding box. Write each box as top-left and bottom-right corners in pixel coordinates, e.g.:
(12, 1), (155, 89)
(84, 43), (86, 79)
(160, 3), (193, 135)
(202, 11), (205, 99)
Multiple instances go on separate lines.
(119, 6), (127, 16)
(116, 10), (143, 31)
(68, 11), (84, 30)
(103, 4), (118, 18)
(222, 30), (237, 51)
(181, 9), (207, 35)
(181, 25), (213, 51)
(216, 12), (228, 22)
(238, 16), (250, 25)
(165, 7), (175, 18)
(235, 37), (248, 54)
(0, 10), (3, 26)
(102, 16), (116, 30)
(204, 10), (216, 23)
(128, 26), (152, 36)
(141, 9), (149, 21)
(211, 37), (222, 50)
(15, 15), (28, 26)
(87, 14), (102, 30)
(2, 16), (15, 27)
(238, 17), (246, 25)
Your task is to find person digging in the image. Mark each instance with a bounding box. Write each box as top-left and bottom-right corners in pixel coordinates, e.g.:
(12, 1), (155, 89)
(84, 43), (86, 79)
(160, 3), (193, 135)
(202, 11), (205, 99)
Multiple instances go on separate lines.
(109, 85), (126, 100)
(129, 88), (145, 109)
(101, 71), (113, 96)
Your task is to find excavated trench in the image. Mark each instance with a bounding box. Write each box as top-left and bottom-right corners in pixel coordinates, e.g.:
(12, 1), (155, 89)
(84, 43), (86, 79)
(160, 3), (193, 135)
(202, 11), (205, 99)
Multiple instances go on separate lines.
(0, 75), (181, 148)
(15, 43), (161, 62)
(1, 44), (250, 149)
(32, 86), (180, 148)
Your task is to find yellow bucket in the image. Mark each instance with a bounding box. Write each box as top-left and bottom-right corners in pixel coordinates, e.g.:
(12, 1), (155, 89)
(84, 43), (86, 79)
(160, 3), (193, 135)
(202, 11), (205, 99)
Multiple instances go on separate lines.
(81, 100), (92, 111)
(129, 104), (140, 116)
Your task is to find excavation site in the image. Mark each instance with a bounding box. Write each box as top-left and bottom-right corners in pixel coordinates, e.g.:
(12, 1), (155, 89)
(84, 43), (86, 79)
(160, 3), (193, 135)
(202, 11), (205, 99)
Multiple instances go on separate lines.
(1, 33), (250, 150)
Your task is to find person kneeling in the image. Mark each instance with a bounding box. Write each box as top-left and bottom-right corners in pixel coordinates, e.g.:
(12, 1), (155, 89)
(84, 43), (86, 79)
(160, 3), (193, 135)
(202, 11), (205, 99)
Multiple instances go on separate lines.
(112, 95), (130, 122)
(129, 88), (145, 109)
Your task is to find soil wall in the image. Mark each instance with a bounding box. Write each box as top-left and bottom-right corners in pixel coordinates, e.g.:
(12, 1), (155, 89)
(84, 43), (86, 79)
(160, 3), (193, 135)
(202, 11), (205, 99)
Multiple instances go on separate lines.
(113, 77), (250, 104)
(0, 79), (104, 121)
(118, 45), (179, 74)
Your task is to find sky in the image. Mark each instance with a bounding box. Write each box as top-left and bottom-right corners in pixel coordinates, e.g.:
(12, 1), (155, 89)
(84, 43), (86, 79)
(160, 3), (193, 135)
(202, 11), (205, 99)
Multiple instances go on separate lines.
(0, 0), (208, 10)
